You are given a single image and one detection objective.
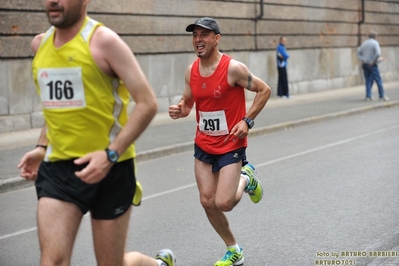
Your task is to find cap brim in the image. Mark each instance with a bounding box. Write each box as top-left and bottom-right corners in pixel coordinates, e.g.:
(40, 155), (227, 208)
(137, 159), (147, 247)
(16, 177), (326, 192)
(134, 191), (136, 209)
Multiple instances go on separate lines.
(186, 23), (213, 32)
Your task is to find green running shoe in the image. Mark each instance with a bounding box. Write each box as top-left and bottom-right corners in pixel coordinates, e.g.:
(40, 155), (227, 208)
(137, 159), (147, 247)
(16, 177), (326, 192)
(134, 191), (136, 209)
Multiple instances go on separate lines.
(155, 249), (177, 266)
(214, 247), (244, 266)
(242, 163), (263, 203)
(132, 180), (143, 206)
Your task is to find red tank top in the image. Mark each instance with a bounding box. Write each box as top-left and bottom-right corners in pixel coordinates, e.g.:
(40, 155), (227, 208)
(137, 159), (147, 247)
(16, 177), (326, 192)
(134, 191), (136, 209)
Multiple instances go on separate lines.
(190, 54), (247, 154)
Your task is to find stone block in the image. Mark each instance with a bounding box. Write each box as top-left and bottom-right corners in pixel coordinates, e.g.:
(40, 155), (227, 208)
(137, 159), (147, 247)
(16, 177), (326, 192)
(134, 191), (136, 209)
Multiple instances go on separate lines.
(0, 12), (48, 34)
(311, 79), (329, 92)
(288, 50), (321, 82)
(344, 75), (361, 88)
(169, 96), (182, 106)
(156, 97), (170, 113)
(1, 0), (43, 10)
(0, 114), (30, 134)
(366, 1), (399, 12)
(9, 60), (35, 115)
(0, 62), (9, 115)
(0, 36), (32, 58)
(267, 0), (359, 10)
(331, 77), (345, 89)
(147, 54), (175, 98)
(31, 111), (44, 129)
(296, 80), (313, 94)
(248, 51), (268, 81)
(257, 21), (358, 35)
(262, 4), (358, 23)
(90, 0), (255, 18)
(327, 48), (357, 78)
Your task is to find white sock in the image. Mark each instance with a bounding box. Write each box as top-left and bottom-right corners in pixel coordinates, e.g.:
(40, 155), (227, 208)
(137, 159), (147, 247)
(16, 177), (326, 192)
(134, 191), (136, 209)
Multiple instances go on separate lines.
(227, 243), (240, 251)
(241, 173), (250, 188)
(157, 260), (167, 266)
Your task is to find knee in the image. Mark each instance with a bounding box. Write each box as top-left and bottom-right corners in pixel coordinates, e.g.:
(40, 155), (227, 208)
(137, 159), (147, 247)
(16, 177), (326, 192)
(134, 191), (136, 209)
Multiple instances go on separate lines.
(200, 194), (235, 212)
(123, 252), (142, 266)
(40, 254), (68, 266)
(215, 199), (235, 212)
(200, 195), (217, 211)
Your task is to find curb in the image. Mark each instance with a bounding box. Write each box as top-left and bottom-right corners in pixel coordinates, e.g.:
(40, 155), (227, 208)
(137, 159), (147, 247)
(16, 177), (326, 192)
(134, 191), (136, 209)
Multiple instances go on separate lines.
(136, 99), (399, 161)
(1, 100), (398, 194)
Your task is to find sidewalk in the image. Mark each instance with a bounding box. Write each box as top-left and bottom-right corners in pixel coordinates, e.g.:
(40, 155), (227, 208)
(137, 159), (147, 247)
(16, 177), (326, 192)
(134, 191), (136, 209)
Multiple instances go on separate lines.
(1, 81), (399, 193)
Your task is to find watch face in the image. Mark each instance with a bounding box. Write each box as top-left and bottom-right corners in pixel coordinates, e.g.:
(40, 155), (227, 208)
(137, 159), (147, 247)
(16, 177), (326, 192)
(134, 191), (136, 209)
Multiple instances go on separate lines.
(109, 151), (118, 161)
(249, 120), (254, 128)
(106, 149), (119, 162)
(244, 117), (254, 129)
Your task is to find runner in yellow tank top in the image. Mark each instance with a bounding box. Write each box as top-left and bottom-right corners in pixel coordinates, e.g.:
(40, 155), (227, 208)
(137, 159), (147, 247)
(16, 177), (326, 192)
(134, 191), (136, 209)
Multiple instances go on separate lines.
(17, 0), (175, 265)
(32, 17), (135, 162)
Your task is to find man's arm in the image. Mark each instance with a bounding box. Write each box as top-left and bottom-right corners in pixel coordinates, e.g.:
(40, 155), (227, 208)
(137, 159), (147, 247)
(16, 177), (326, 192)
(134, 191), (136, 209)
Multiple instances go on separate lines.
(278, 45), (290, 59)
(228, 59), (271, 120)
(99, 28), (157, 156)
(17, 34), (48, 180)
(169, 65), (194, 119)
(31, 33), (45, 54)
(74, 26), (157, 183)
(224, 59), (271, 140)
(372, 42), (382, 64)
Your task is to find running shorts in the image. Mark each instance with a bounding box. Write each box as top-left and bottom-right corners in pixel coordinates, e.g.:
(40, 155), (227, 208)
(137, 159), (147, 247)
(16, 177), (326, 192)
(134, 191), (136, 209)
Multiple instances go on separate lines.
(194, 144), (248, 173)
(35, 158), (136, 220)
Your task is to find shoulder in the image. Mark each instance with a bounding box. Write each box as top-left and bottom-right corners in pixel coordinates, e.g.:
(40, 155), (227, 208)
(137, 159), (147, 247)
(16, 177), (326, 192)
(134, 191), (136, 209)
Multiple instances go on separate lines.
(185, 62), (194, 81)
(186, 62), (194, 74)
(89, 25), (130, 57)
(92, 26), (122, 48)
(31, 33), (46, 54)
(228, 59), (248, 76)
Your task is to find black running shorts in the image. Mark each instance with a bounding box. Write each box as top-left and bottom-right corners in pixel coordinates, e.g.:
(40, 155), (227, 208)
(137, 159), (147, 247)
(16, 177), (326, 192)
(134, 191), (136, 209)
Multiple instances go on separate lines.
(35, 158), (136, 220)
(194, 144), (248, 173)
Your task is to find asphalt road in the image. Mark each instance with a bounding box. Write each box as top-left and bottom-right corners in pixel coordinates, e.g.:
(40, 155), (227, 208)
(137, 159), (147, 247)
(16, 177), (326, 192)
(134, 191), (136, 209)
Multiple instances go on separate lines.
(1, 106), (399, 266)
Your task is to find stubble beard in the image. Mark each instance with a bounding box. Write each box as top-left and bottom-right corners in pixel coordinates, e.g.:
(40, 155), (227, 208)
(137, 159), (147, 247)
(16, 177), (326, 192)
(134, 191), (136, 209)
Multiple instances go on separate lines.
(46, 3), (83, 29)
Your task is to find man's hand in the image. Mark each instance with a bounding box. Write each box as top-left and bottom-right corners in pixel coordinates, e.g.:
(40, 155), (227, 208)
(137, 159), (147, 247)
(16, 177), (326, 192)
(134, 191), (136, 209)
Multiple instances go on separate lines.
(17, 147), (46, 181)
(224, 120), (249, 143)
(169, 102), (183, 120)
(74, 151), (113, 184)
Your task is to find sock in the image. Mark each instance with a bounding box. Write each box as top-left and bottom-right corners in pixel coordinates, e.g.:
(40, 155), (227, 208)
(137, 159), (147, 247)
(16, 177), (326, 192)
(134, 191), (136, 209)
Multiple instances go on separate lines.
(157, 260), (167, 266)
(241, 173), (250, 188)
(227, 243), (240, 252)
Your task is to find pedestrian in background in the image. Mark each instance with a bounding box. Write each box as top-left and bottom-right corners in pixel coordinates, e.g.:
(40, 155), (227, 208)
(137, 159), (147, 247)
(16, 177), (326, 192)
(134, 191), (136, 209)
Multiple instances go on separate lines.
(357, 31), (389, 101)
(17, 0), (175, 265)
(169, 17), (271, 266)
(276, 36), (290, 98)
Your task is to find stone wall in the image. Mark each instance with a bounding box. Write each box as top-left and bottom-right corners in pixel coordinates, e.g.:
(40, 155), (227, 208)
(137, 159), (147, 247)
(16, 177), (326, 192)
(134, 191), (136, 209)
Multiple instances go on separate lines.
(0, 0), (398, 133)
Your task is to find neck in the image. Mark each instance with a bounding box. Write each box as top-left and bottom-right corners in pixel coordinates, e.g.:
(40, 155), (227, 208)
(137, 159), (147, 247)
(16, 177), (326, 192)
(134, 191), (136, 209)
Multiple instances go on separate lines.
(200, 50), (223, 68)
(54, 15), (86, 47)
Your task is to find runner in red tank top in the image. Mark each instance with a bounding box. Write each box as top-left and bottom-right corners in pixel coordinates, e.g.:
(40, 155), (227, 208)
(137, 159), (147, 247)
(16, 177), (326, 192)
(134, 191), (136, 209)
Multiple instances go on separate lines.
(168, 17), (271, 266)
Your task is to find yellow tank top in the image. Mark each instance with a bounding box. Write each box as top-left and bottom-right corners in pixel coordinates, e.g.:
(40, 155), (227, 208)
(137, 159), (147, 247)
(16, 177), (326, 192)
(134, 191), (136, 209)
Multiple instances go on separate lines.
(32, 17), (135, 162)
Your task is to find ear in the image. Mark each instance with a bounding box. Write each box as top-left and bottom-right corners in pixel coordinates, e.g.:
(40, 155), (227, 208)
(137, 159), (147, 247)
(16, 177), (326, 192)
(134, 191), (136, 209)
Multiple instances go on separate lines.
(215, 34), (221, 45)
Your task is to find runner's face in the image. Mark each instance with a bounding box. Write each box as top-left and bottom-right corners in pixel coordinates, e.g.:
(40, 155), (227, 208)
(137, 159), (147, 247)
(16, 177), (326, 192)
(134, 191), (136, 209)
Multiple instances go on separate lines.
(192, 26), (219, 58)
(45, 0), (84, 28)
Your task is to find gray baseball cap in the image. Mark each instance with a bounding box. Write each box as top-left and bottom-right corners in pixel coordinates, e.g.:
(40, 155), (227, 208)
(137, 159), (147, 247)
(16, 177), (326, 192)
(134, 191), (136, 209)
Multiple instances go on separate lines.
(186, 17), (221, 34)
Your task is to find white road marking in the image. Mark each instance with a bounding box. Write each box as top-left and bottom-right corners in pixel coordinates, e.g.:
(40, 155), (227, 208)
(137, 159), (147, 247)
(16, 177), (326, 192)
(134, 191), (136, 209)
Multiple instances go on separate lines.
(1, 125), (398, 241)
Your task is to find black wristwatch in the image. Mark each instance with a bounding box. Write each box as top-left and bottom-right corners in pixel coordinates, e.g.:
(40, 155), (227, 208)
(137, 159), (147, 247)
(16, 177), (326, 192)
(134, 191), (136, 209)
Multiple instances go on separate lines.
(105, 148), (119, 163)
(242, 117), (255, 129)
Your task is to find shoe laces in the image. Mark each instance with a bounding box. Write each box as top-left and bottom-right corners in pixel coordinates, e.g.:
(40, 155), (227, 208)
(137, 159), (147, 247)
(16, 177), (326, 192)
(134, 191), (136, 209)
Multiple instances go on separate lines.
(221, 248), (241, 262)
(221, 250), (234, 261)
(244, 174), (257, 194)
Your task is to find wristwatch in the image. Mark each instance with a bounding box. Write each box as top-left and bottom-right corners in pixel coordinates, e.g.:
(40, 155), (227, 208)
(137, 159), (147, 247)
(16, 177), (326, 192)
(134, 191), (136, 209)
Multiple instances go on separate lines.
(242, 117), (255, 129)
(105, 148), (119, 163)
